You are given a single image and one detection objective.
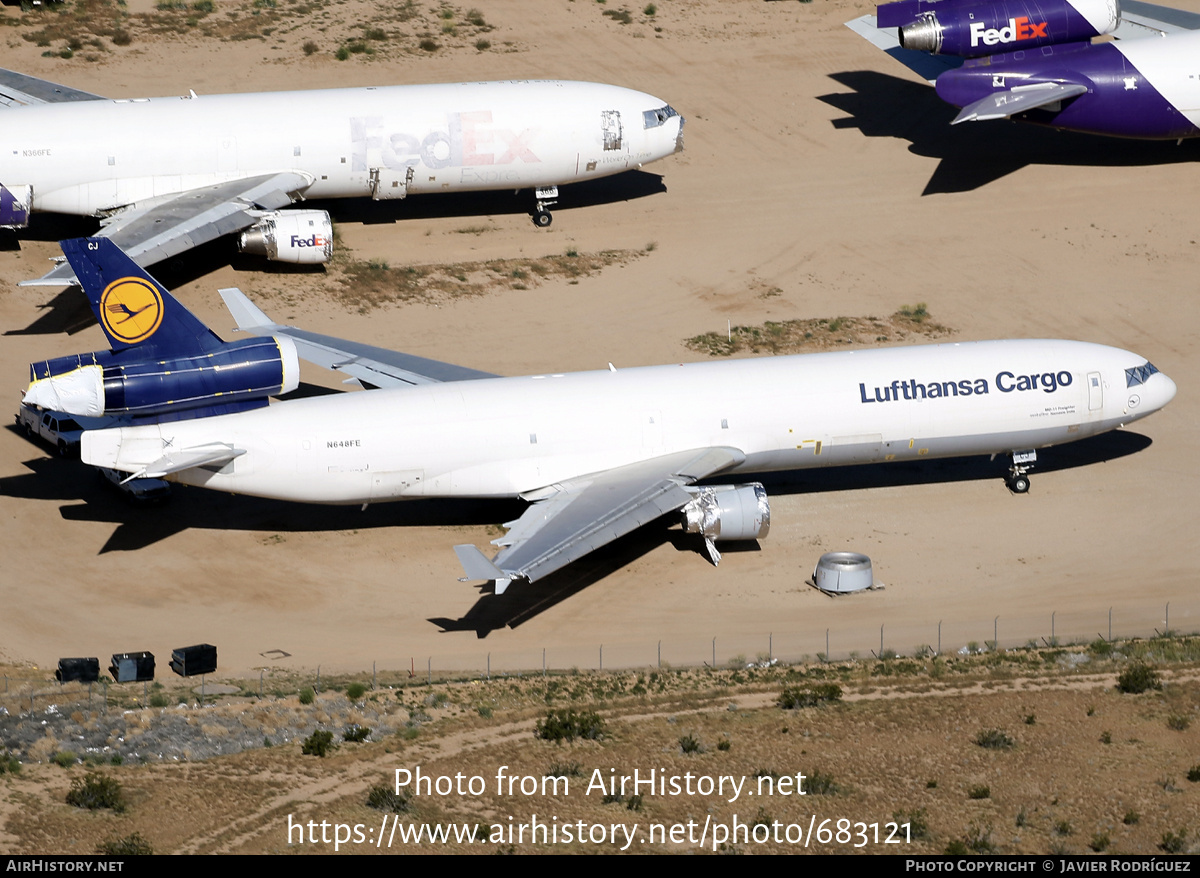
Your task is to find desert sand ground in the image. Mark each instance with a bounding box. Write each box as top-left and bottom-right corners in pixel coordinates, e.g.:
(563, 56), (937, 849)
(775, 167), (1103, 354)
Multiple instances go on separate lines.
(0, 0), (1196, 686)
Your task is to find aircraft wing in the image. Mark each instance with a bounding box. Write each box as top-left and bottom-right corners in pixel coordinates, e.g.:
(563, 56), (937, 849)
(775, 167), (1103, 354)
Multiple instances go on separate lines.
(454, 446), (746, 592)
(845, 14), (965, 83)
(218, 287), (499, 387)
(0, 67), (106, 107)
(1114, 0), (1200, 37)
(21, 172), (313, 287)
(951, 82), (1090, 123)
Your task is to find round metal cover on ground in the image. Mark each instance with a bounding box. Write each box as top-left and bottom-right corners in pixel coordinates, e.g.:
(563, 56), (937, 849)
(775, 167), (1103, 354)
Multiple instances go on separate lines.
(814, 552), (873, 593)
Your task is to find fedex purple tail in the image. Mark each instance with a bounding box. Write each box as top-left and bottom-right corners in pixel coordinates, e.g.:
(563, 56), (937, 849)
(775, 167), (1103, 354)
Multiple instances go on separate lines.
(849, 0), (1200, 140)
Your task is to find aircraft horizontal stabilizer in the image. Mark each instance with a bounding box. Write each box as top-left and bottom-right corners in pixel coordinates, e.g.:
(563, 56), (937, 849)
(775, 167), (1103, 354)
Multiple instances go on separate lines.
(844, 15), (964, 84)
(82, 430), (245, 481)
(951, 82), (1089, 123)
(124, 444), (245, 481)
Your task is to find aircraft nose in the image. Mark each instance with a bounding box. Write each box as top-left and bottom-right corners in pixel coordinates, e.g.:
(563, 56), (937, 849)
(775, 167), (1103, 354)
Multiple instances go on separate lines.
(1129, 369), (1176, 418)
(1154, 371), (1178, 410)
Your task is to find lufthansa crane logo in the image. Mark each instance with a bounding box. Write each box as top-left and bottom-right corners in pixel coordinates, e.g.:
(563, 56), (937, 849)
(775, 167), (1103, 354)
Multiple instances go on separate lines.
(100, 276), (164, 344)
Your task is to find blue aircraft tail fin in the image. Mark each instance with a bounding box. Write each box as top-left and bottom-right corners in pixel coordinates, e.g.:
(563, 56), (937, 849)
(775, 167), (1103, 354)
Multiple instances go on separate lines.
(60, 237), (223, 356)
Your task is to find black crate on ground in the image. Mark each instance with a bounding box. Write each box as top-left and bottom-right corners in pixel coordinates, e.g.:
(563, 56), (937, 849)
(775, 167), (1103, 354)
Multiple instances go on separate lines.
(55, 657), (99, 683)
(110, 651), (155, 683)
(169, 644), (216, 677)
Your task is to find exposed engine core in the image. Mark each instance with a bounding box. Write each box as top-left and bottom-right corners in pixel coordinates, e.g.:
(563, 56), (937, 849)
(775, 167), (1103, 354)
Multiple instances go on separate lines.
(681, 483), (771, 542)
(239, 209), (333, 264)
(883, 0), (1120, 56)
(25, 336), (299, 418)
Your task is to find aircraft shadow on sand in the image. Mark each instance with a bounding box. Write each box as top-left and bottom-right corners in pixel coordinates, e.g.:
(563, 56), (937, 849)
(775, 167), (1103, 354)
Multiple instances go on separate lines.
(1, 171), (668, 338)
(0, 424), (1151, 637)
(818, 71), (1200, 194)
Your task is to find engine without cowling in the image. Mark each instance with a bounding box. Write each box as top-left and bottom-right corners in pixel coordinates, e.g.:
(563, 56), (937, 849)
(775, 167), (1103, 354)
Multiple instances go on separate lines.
(681, 483), (771, 564)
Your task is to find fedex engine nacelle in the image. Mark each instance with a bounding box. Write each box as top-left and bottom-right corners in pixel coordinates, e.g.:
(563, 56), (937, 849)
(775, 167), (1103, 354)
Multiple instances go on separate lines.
(238, 209), (333, 265)
(878, 0), (1119, 56)
(24, 335), (299, 418)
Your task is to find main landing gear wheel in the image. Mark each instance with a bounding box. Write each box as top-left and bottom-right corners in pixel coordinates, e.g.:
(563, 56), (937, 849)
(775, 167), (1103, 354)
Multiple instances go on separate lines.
(533, 210), (553, 228)
(1007, 474), (1030, 494)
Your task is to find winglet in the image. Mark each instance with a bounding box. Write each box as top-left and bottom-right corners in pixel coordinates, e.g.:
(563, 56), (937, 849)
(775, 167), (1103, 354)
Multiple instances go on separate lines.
(453, 544), (514, 594)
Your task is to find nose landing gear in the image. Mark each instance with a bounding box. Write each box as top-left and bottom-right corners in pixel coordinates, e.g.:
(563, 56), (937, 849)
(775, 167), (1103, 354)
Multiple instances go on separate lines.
(1005, 449), (1037, 494)
(532, 186), (558, 227)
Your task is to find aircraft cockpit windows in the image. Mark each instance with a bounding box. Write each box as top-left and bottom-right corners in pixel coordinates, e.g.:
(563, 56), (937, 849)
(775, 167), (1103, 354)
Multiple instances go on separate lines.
(1125, 362), (1160, 387)
(642, 105), (679, 129)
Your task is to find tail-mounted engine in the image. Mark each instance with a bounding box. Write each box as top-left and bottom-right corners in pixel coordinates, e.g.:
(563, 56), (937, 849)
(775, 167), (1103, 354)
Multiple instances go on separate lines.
(25, 336), (300, 418)
(878, 0), (1119, 56)
(681, 483), (771, 565)
(0, 184), (31, 229)
(239, 209), (333, 264)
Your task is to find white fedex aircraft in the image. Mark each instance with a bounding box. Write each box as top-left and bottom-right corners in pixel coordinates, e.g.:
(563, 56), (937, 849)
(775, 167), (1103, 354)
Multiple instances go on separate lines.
(0, 69), (683, 285)
(57, 244), (1176, 594)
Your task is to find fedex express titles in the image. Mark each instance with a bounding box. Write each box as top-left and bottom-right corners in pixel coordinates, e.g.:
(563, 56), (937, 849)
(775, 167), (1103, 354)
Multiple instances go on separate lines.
(860, 370), (1072, 404)
(970, 16), (1048, 47)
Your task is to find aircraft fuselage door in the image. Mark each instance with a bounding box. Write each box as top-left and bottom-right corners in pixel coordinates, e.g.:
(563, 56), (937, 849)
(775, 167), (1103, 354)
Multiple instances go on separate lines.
(370, 165), (413, 200)
(1087, 371), (1103, 412)
(601, 110), (623, 151)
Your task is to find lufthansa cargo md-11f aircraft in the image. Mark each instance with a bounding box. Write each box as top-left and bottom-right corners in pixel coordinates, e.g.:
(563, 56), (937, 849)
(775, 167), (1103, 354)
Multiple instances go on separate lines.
(847, 0), (1200, 139)
(0, 70), (683, 285)
(33, 240), (1175, 594)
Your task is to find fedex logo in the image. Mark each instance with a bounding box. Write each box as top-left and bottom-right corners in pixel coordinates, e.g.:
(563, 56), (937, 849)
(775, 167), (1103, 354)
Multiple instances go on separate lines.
(969, 16), (1048, 47)
(290, 234), (327, 248)
(350, 113), (541, 174)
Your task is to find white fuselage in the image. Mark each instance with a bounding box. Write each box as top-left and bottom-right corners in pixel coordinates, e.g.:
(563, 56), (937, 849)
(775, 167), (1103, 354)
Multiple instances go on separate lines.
(81, 340), (1176, 504)
(4, 80), (683, 215)
(1112, 30), (1200, 129)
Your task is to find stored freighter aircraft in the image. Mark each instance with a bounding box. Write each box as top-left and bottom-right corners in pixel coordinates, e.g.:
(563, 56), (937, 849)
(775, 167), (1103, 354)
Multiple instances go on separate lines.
(0, 70), (683, 285)
(847, 0), (1200, 139)
(24, 240), (1176, 594)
